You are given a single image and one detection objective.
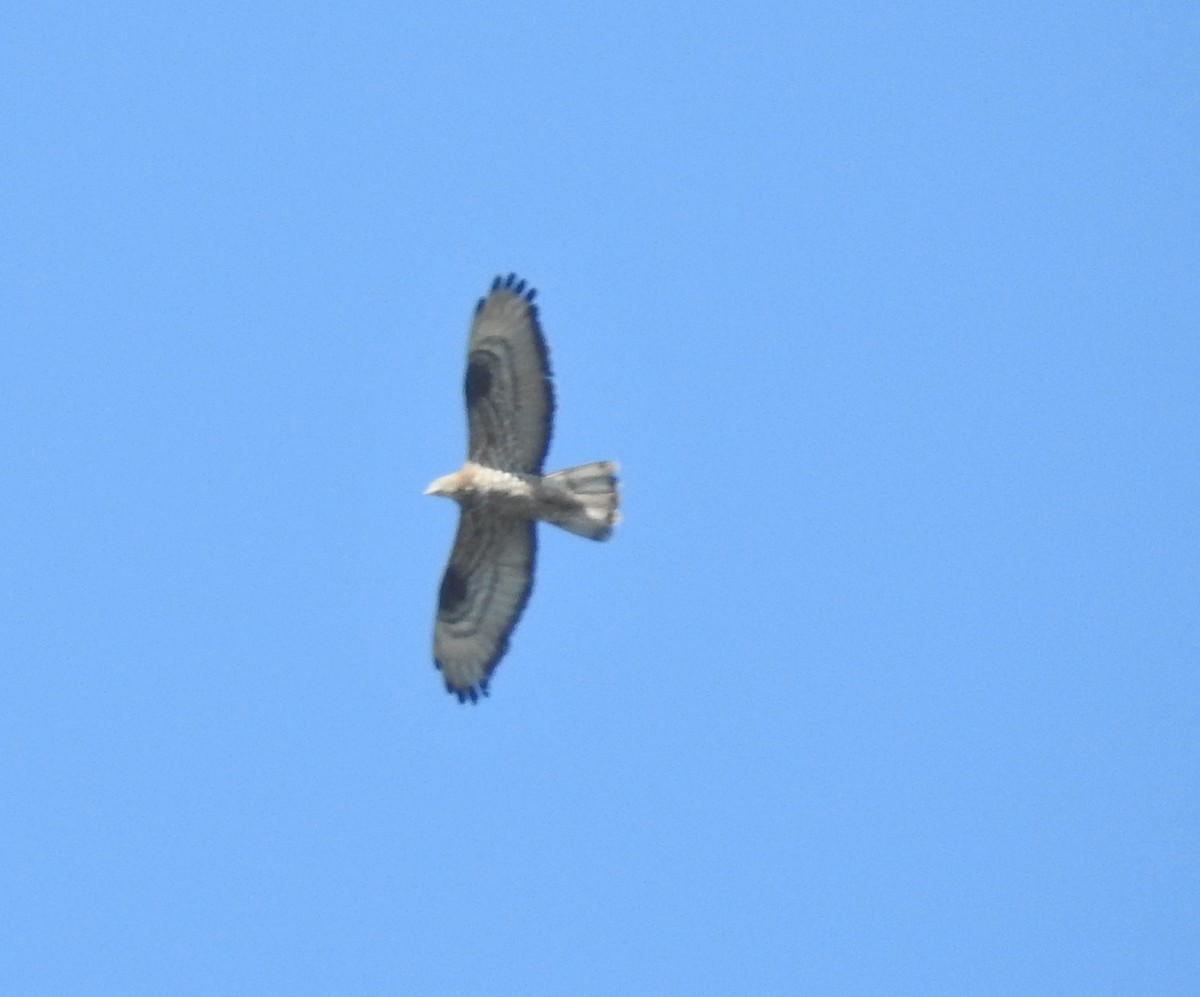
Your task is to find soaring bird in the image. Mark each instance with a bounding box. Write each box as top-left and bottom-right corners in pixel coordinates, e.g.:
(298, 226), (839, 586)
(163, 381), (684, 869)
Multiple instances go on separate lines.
(425, 274), (619, 702)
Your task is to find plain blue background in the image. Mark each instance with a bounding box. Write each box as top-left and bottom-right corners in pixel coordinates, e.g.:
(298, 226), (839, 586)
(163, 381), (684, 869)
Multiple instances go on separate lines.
(3, 3), (1197, 994)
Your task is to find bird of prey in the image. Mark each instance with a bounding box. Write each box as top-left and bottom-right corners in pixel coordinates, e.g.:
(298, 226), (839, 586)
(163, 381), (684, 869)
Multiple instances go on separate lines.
(425, 274), (619, 703)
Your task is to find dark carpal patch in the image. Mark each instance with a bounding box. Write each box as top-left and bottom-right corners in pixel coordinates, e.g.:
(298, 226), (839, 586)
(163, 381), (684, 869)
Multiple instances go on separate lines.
(438, 564), (469, 613)
(464, 358), (492, 407)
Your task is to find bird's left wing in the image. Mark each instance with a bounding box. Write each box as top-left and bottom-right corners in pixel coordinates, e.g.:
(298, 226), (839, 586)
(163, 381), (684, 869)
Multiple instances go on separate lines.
(433, 506), (537, 702)
(464, 274), (555, 474)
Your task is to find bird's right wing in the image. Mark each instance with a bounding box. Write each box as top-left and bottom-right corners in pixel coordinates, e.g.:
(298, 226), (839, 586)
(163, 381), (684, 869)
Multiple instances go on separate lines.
(433, 506), (537, 702)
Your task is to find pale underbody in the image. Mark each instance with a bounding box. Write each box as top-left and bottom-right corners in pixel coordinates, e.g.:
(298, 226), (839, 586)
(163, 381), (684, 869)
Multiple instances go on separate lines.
(428, 462), (571, 523)
(426, 460), (619, 538)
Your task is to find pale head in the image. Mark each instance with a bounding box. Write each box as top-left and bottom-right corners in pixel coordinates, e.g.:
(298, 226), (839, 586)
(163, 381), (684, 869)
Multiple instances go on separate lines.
(424, 469), (467, 499)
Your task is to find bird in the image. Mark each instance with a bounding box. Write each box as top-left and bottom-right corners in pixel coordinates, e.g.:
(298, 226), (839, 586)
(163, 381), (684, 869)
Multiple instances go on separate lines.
(425, 274), (619, 702)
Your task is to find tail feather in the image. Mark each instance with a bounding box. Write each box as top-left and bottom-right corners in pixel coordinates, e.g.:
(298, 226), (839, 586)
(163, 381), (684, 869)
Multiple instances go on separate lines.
(544, 461), (620, 540)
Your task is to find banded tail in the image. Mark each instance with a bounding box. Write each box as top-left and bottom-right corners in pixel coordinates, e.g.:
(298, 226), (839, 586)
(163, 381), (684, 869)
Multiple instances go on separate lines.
(544, 461), (620, 541)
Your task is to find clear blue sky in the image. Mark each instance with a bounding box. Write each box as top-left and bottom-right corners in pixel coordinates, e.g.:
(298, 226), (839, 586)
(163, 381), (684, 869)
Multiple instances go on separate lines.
(3, 3), (1197, 994)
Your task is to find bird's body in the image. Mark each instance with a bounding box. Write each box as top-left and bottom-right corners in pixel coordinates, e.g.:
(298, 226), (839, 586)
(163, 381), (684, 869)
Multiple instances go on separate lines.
(427, 463), (538, 513)
(426, 275), (619, 702)
(427, 461), (618, 539)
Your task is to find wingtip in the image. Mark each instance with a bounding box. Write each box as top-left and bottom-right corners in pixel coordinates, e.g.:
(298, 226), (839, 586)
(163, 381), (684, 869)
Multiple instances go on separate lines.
(444, 678), (491, 705)
(488, 272), (537, 304)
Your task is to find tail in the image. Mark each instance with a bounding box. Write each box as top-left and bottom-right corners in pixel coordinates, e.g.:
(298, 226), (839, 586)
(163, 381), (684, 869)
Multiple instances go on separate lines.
(544, 461), (620, 541)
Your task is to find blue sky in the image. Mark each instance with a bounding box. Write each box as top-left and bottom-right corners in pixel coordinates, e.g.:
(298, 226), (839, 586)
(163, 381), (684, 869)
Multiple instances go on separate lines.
(3, 3), (1197, 994)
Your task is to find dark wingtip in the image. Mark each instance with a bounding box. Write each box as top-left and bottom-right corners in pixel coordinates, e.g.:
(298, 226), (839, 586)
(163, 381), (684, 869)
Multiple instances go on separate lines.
(488, 273), (537, 304)
(449, 683), (476, 705)
(444, 678), (490, 705)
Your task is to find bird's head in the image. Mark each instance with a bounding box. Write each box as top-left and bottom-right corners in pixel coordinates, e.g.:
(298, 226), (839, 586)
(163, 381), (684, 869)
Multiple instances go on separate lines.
(424, 469), (467, 500)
